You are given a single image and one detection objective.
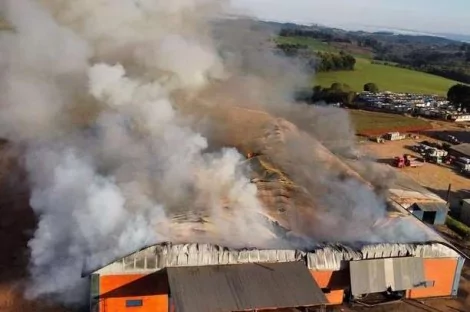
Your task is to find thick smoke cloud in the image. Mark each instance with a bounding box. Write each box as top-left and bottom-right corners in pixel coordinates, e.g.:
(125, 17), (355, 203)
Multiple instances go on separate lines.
(0, 0), (277, 304)
(0, 0), (405, 307)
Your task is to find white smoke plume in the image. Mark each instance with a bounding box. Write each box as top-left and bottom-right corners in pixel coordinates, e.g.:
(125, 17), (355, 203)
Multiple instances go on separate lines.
(0, 0), (419, 307)
(0, 0), (277, 304)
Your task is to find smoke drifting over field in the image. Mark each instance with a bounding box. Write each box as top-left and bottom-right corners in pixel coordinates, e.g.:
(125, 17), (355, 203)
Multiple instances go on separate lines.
(0, 0), (403, 306)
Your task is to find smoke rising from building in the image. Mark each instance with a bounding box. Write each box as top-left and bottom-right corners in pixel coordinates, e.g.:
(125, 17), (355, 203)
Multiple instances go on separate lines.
(0, 0), (405, 306)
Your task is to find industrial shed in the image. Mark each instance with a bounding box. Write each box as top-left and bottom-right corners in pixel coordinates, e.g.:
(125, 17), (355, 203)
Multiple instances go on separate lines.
(408, 202), (449, 225)
(87, 215), (467, 312)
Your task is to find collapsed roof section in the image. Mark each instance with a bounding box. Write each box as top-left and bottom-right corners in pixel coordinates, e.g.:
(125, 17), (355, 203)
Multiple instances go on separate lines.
(87, 239), (463, 277)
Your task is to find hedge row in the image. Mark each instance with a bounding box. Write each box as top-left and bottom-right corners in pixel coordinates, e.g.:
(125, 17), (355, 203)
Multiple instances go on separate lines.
(446, 216), (470, 238)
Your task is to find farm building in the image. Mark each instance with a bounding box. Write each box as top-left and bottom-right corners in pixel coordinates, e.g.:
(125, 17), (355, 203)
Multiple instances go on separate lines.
(86, 213), (467, 312)
(408, 202), (449, 225)
(449, 143), (470, 159)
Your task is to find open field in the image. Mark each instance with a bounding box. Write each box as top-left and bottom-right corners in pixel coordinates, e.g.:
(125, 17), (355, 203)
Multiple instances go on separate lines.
(315, 57), (458, 95)
(275, 36), (458, 95)
(277, 36), (373, 58)
(275, 36), (336, 52)
(328, 42), (374, 59)
(348, 109), (432, 135)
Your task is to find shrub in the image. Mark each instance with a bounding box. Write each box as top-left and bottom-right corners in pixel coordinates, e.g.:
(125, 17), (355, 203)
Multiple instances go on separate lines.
(446, 216), (470, 238)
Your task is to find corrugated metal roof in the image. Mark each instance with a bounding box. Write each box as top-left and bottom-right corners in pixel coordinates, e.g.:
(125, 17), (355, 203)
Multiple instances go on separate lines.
(412, 202), (449, 212)
(350, 257), (426, 296)
(450, 143), (470, 157)
(166, 262), (327, 312)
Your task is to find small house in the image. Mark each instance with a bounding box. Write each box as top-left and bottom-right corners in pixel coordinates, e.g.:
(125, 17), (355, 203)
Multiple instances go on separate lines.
(409, 202), (449, 225)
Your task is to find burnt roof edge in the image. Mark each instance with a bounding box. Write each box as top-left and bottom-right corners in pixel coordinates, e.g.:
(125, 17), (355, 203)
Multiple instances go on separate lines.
(81, 239), (469, 278)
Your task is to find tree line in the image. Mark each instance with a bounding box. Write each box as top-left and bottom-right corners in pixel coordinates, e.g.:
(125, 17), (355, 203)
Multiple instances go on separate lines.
(276, 43), (356, 72)
(309, 83), (379, 105)
(279, 29), (352, 43)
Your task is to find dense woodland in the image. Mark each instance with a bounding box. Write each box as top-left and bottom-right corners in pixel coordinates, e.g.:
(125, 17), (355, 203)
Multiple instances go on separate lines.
(277, 24), (470, 84)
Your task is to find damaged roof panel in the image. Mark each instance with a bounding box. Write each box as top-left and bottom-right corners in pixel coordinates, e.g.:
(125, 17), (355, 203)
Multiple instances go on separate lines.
(89, 238), (462, 276)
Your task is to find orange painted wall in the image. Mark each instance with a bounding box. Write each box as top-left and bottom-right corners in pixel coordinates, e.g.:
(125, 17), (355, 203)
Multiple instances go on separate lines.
(310, 270), (347, 305)
(98, 273), (169, 312)
(407, 258), (458, 299)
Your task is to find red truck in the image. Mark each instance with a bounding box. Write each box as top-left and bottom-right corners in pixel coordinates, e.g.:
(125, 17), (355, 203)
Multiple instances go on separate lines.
(393, 154), (424, 168)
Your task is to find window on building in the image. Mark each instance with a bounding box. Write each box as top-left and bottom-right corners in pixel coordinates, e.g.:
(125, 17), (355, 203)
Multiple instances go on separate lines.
(321, 287), (331, 294)
(126, 299), (143, 308)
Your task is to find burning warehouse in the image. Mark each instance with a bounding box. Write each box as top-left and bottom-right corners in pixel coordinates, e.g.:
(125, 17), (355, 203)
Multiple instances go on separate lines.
(86, 228), (466, 312)
(2, 1), (468, 311)
(83, 112), (468, 312)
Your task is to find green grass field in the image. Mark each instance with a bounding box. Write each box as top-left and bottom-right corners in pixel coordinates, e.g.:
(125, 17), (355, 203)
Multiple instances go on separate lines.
(348, 109), (432, 134)
(315, 57), (457, 96)
(275, 36), (336, 52)
(275, 36), (458, 95)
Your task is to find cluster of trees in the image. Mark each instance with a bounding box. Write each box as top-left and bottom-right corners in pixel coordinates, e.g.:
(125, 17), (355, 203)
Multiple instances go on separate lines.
(276, 43), (356, 72)
(315, 51), (356, 72)
(276, 43), (309, 57)
(311, 83), (356, 105)
(309, 82), (380, 105)
(364, 82), (379, 93)
(448, 84), (470, 109)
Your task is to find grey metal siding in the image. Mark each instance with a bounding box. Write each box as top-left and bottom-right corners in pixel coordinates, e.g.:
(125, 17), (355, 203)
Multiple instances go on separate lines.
(350, 258), (426, 296)
(452, 257), (466, 296)
(434, 210), (448, 225)
(167, 262), (327, 312)
(350, 259), (387, 296)
(90, 274), (100, 312)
